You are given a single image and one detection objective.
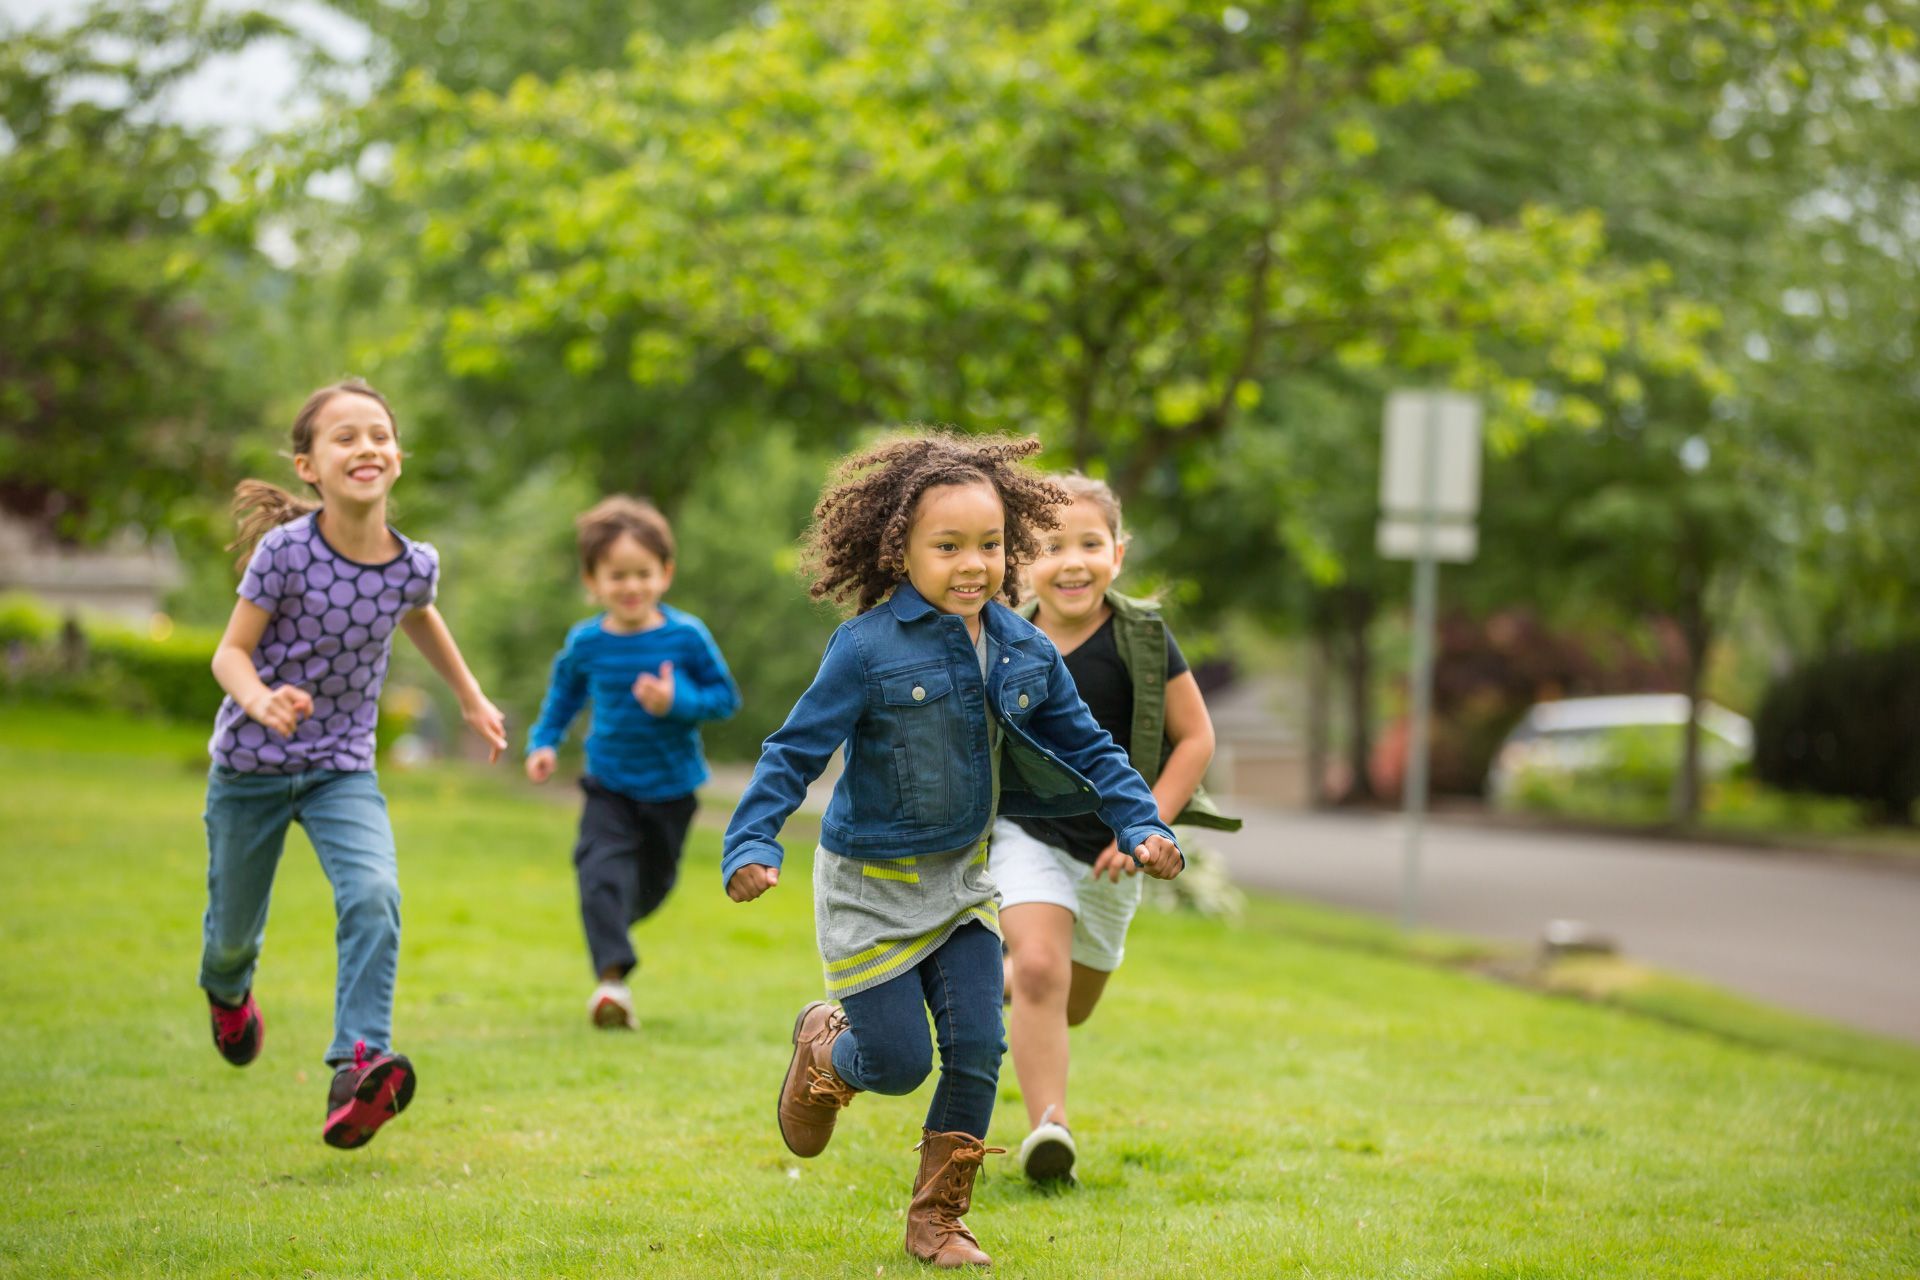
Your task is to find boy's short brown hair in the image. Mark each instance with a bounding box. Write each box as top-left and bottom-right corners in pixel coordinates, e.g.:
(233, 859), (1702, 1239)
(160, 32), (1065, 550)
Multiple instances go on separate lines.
(577, 496), (675, 573)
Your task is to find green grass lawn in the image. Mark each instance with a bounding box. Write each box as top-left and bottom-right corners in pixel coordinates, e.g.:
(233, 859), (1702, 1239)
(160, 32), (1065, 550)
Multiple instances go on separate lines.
(3, 707), (1917, 1278)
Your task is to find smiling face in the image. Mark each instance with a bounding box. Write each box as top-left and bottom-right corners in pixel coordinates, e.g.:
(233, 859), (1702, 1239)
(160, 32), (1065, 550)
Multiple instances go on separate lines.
(585, 531), (673, 632)
(902, 480), (1006, 630)
(293, 391), (402, 510)
(1026, 498), (1125, 627)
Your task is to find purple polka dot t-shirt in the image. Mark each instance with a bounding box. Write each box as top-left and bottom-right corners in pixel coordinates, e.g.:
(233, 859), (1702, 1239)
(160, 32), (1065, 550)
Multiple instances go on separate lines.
(209, 513), (438, 774)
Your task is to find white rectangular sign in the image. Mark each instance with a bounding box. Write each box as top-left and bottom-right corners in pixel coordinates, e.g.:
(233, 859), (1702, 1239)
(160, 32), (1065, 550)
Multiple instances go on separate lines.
(1377, 519), (1478, 563)
(1380, 390), (1483, 520)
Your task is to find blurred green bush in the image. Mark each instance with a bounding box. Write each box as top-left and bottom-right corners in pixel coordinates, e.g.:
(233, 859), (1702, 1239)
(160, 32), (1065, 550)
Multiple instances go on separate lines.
(0, 595), (60, 647)
(3, 593), (431, 765)
(1508, 725), (1684, 822)
(0, 593), (223, 722)
(1509, 723), (1872, 834)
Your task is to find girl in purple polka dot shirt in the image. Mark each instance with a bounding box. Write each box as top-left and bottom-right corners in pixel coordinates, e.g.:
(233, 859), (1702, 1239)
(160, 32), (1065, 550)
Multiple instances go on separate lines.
(200, 378), (508, 1150)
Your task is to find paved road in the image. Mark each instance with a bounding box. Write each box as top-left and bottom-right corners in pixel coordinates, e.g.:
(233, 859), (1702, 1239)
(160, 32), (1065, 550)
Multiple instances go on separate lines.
(1207, 805), (1920, 1043)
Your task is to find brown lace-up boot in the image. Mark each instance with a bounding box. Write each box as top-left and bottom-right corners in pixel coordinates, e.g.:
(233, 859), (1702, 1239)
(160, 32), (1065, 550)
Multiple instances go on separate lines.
(904, 1128), (1003, 1268)
(777, 1000), (859, 1157)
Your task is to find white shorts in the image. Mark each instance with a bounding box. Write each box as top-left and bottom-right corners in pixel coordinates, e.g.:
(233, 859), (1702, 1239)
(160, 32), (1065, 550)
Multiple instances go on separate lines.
(988, 817), (1144, 972)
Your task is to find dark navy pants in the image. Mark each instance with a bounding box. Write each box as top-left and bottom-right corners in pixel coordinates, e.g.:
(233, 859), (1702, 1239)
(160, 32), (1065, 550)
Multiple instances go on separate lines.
(572, 778), (697, 977)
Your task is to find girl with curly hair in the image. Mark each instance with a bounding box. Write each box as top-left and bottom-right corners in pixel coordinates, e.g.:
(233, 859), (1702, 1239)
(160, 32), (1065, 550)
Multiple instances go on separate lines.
(722, 431), (1182, 1269)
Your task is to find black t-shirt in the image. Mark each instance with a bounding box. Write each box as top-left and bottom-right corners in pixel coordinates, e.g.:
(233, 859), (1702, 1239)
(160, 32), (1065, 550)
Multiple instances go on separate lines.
(1009, 614), (1187, 863)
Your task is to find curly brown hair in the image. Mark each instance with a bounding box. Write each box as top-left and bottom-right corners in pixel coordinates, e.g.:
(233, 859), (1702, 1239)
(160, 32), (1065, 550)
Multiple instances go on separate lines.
(804, 431), (1068, 614)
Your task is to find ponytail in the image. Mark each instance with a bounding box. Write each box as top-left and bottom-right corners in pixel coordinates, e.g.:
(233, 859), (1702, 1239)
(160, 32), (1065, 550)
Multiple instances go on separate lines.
(229, 479), (318, 573)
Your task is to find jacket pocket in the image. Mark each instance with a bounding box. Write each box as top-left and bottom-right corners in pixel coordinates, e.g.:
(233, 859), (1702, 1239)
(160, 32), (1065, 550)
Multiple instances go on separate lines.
(879, 665), (954, 708)
(1000, 672), (1048, 723)
(879, 665), (962, 827)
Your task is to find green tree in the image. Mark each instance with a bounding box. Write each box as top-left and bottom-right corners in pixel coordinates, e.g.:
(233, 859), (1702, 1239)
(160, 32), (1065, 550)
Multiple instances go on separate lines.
(281, 1), (1743, 499)
(1470, 407), (1765, 817)
(1390, 3), (1920, 816)
(0, 2), (289, 540)
(329, 0), (751, 94)
(244, 0), (1914, 805)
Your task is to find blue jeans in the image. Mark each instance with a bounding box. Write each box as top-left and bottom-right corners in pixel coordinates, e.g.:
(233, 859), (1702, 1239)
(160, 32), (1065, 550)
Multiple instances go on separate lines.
(201, 767), (401, 1066)
(830, 922), (1006, 1139)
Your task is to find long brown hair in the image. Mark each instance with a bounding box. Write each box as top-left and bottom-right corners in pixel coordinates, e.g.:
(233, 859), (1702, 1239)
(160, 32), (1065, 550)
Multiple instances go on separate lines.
(803, 430), (1067, 614)
(228, 379), (397, 572)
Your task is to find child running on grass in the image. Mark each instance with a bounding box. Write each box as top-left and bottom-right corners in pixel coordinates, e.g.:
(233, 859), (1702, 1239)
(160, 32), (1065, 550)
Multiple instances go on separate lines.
(722, 433), (1183, 1269)
(201, 378), (508, 1149)
(524, 496), (739, 1031)
(991, 474), (1240, 1185)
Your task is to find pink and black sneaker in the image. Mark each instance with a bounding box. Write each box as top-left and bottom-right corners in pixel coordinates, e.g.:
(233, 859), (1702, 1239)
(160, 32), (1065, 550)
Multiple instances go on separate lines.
(322, 1040), (416, 1150)
(208, 991), (263, 1067)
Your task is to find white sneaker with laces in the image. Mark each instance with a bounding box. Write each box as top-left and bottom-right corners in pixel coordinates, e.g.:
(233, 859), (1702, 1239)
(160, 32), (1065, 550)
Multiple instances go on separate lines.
(589, 981), (637, 1030)
(1018, 1105), (1077, 1183)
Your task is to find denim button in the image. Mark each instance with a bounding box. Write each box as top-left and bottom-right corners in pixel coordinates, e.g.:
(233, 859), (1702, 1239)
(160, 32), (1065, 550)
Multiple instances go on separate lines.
(1018, 694), (1030, 708)
(912, 685), (925, 701)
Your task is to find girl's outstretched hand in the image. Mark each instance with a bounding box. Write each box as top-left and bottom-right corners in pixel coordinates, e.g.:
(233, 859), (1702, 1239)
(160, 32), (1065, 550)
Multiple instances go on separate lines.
(1090, 842), (1139, 883)
(244, 685), (313, 737)
(463, 695), (509, 763)
(727, 863), (779, 902)
(1131, 834), (1184, 880)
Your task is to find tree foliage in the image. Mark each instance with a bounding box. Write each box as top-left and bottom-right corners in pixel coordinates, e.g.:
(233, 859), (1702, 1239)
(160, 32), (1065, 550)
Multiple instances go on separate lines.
(0, 2), (294, 538)
(13, 0), (1918, 799)
(263, 0), (1913, 601)
(326, 0), (1747, 496)
(328, 0), (752, 94)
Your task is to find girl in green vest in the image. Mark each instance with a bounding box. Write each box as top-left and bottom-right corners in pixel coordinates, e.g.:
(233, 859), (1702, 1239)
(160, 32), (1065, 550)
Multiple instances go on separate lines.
(990, 473), (1239, 1184)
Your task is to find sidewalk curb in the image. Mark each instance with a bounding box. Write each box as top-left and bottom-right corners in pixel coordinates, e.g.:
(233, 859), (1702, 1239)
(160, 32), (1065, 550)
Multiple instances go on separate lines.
(1285, 799), (1920, 879)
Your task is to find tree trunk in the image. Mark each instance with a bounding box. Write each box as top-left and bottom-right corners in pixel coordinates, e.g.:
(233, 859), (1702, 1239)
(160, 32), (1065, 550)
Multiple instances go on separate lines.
(1341, 589), (1376, 804)
(1306, 624), (1333, 808)
(60, 612), (86, 676)
(1671, 586), (1711, 825)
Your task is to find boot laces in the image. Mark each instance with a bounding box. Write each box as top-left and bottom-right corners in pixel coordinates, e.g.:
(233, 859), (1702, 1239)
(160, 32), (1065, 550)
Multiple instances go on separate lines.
(804, 1065), (857, 1108)
(928, 1146), (1004, 1243)
(928, 1144), (1004, 1200)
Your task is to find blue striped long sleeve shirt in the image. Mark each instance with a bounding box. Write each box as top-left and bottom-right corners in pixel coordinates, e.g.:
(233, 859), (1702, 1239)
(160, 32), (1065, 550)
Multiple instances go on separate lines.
(526, 605), (740, 802)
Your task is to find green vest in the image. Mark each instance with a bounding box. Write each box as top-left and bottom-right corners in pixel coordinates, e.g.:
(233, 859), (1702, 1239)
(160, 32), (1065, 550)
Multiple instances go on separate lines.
(1019, 590), (1242, 832)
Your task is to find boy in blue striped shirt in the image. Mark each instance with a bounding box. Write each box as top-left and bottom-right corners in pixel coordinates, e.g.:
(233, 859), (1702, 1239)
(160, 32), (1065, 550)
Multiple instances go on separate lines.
(526, 496), (740, 1030)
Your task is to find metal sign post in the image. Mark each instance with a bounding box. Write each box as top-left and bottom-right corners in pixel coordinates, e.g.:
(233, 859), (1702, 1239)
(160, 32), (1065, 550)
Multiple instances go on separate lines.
(1377, 391), (1482, 930)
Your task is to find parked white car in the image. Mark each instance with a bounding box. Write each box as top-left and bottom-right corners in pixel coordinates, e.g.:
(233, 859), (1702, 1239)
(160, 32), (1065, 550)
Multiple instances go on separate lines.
(1486, 694), (1754, 804)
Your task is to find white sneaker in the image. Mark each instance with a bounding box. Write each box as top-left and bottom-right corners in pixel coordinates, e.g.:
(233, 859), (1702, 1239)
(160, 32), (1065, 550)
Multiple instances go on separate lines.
(589, 981), (637, 1031)
(1017, 1106), (1077, 1183)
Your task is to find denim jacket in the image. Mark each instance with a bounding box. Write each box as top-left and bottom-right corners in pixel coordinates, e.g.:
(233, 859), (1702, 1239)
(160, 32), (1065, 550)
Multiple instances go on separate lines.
(720, 582), (1176, 886)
